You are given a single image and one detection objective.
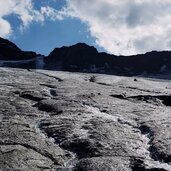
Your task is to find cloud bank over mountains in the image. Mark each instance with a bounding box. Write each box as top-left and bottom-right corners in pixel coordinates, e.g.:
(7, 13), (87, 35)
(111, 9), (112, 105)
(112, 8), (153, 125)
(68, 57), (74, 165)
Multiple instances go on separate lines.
(65, 0), (171, 55)
(1, 0), (171, 55)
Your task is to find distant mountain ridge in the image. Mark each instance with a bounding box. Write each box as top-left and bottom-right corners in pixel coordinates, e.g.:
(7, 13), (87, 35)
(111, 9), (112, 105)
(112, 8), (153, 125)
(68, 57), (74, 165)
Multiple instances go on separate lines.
(0, 37), (44, 69)
(45, 43), (171, 75)
(1, 37), (171, 75)
(0, 37), (37, 60)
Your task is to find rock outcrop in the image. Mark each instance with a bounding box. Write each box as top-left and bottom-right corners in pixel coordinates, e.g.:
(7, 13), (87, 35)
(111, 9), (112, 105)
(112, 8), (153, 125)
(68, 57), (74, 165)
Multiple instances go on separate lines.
(0, 37), (44, 69)
(1, 67), (171, 170)
(45, 43), (171, 75)
(45, 43), (100, 71)
(0, 37), (37, 60)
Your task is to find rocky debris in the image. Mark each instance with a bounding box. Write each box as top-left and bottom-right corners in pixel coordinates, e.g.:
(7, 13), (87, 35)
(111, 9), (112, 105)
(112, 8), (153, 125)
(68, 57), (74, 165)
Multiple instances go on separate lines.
(0, 67), (171, 170)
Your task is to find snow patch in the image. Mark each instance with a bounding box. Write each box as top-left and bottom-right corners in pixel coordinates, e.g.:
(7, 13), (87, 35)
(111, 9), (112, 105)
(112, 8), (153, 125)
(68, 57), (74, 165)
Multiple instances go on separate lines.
(85, 105), (118, 122)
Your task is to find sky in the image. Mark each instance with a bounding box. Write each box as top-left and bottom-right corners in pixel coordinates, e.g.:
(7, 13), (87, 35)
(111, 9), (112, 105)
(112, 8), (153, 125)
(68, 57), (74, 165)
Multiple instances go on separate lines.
(1, 0), (171, 56)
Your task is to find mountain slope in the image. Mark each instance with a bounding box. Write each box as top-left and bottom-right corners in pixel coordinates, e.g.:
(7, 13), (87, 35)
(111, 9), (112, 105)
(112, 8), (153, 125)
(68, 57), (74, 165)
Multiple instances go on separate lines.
(45, 43), (171, 75)
(1, 37), (171, 76)
(0, 37), (37, 60)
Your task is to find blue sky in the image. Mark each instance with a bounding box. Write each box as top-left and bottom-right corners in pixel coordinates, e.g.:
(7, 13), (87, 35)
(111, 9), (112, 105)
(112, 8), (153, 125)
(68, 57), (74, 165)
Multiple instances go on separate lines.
(2, 0), (103, 55)
(9, 16), (100, 55)
(1, 0), (171, 55)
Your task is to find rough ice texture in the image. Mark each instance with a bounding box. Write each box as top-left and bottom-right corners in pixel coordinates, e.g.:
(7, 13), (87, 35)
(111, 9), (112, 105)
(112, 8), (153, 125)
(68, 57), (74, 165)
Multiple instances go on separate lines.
(0, 67), (171, 170)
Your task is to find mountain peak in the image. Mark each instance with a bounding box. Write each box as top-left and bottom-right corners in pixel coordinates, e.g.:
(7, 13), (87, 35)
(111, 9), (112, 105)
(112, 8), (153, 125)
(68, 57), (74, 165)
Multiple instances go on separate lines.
(0, 37), (37, 60)
(70, 42), (95, 48)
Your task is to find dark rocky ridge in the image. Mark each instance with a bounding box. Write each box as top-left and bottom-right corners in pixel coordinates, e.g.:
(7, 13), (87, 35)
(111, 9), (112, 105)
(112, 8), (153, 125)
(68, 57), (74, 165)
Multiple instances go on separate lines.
(1, 37), (171, 76)
(0, 37), (37, 60)
(1, 67), (171, 170)
(0, 37), (44, 69)
(45, 43), (171, 75)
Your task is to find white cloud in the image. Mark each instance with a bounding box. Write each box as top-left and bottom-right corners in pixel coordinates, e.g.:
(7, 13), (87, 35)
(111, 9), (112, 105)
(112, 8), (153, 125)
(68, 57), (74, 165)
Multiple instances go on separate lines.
(0, 0), (64, 37)
(0, 18), (12, 37)
(2, 0), (171, 55)
(40, 6), (64, 21)
(63, 0), (171, 55)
